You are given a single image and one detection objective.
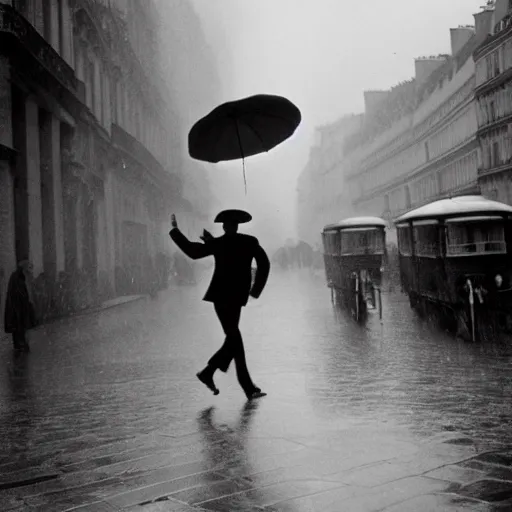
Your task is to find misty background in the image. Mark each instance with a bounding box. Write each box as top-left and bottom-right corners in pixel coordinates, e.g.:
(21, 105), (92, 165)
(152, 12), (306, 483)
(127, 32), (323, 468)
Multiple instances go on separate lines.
(158, 0), (483, 253)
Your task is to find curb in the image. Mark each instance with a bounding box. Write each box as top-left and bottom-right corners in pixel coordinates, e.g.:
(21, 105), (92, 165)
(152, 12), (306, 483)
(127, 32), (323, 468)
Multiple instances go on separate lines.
(70, 294), (148, 319)
(30, 294), (148, 331)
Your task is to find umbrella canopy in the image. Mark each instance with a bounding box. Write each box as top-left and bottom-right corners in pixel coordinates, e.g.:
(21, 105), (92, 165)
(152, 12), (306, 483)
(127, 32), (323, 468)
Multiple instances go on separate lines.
(188, 94), (302, 193)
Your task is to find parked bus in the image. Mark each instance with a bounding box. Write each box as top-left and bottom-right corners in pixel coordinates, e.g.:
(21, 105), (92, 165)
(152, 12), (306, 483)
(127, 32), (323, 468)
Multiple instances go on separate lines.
(322, 217), (387, 321)
(394, 195), (512, 341)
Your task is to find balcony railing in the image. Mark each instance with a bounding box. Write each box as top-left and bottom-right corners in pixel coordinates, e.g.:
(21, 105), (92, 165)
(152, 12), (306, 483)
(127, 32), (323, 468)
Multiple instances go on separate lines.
(0, 4), (77, 93)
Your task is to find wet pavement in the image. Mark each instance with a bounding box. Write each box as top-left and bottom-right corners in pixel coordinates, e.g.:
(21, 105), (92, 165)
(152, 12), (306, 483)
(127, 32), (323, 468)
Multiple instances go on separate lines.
(0, 270), (512, 511)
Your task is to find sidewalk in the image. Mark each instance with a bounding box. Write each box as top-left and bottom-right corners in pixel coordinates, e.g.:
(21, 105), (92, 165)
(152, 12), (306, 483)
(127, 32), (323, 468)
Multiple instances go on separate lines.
(0, 294), (147, 344)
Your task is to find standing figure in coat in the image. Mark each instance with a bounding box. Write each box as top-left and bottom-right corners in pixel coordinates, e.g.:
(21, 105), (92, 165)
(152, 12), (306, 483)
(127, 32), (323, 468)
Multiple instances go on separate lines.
(4, 259), (36, 352)
(169, 209), (270, 400)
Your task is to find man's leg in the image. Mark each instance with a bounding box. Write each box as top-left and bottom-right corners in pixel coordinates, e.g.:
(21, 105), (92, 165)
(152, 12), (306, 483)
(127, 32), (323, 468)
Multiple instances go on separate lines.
(207, 303), (240, 373)
(196, 302), (236, 395)
(213, 303), (260, 397)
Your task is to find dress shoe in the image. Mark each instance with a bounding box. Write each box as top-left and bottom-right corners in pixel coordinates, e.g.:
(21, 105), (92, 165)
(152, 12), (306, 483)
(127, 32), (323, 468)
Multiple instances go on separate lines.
(246, 390), (267, 400)
(196, 371), (219, 395)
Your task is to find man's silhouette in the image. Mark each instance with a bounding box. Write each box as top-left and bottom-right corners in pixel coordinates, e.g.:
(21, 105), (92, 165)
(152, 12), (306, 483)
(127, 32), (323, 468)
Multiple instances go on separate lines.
(169, 210), (270, 400)
(4, 258), (35, 353)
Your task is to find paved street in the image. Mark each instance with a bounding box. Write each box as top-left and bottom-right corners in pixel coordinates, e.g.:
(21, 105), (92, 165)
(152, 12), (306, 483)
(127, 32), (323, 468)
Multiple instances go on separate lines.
(1, 271), (512, 511)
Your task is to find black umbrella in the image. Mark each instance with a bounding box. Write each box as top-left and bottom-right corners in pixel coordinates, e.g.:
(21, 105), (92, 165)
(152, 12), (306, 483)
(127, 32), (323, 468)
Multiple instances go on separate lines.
(188, 94), (301, 193)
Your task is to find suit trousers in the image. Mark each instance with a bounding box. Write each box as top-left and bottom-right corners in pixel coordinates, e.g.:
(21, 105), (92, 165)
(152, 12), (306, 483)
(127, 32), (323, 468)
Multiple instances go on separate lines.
(208, 302), (256, 393)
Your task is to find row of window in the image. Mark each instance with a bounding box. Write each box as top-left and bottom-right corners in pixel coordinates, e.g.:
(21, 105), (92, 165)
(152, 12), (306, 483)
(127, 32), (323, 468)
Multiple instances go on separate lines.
(73, 28), (170, 168)
(397, 222), (506, 258)
(14, 0), (73, 64)
(348, 154), (478, 224)
(375, 152), (477, 218)
(480, 125), (512, 170)
(352, 77), (474, 177)
(438, 151), (478, 192)
(410, 173), (438, 206)
(357, 107), (476, 197)
(358, 143), (423, 194)
(427, 108), (477, 160)
(16, 0), (171, 171)
(477, 82), (512, 127)
(476, 38), (512, 87)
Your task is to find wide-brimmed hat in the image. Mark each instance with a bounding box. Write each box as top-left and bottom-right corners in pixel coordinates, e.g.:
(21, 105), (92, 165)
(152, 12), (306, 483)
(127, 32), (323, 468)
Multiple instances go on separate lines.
(214, 209), (252, 224)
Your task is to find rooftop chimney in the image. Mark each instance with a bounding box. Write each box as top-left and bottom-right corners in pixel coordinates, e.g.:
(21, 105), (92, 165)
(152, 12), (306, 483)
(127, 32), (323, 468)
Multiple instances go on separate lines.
(450, 26), (475, 55)
(363, 90), (389, 115)
(474, 2), (495, 41)
(414, 56), (447, 85)
(494, 0), (511, 26)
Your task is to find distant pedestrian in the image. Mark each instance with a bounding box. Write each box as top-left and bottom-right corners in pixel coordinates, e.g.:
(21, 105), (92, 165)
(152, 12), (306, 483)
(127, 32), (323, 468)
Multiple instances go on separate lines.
(272, 247), (289, 271)
(4, 258), (36, 353)
(169, 210), (270, 400)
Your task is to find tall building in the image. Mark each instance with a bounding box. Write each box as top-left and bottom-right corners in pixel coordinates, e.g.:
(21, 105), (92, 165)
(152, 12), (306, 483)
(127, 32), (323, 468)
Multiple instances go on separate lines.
(296, 5), (496, 251)
(0, 0), (215, 328)
(343, 20), (491, 228)
(474, 0), (512, 203)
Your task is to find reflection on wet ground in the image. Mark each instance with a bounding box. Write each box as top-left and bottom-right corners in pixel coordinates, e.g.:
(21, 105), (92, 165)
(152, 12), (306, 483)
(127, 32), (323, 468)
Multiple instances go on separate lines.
(0, 270), (511, 510)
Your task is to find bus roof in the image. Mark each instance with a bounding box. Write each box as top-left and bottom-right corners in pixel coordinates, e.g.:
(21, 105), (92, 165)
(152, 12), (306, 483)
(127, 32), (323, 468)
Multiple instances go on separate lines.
(323, 216), (386, 232)
(394, 195), (512, 224)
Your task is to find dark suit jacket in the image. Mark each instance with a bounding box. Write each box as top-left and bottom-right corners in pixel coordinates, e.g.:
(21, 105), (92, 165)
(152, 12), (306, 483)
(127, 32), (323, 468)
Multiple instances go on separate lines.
(170, 228), (270, 306)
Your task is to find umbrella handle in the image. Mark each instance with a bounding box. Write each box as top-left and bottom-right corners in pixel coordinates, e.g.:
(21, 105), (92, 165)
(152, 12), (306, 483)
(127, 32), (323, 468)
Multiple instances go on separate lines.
(235, 118), (247, 195)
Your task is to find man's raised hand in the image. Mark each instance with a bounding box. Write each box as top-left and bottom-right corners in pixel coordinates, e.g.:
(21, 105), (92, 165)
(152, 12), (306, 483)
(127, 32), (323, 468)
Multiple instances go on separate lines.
(171, 214), (178, 229)
(200, 229), (214, 242)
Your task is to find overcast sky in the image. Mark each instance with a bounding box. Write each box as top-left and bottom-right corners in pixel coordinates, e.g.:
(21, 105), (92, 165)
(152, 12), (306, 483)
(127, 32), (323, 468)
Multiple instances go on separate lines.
(189, 0), (484, 251)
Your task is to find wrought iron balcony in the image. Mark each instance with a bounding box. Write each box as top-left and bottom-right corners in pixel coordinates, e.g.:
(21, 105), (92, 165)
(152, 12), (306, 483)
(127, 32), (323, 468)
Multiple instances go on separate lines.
(0, 4), (78, 93)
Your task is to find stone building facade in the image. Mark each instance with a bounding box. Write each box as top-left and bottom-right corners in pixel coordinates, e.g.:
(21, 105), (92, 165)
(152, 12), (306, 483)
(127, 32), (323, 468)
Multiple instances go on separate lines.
(296, 5), (496, 251)
(474, 0), (512, 204)
(343, 21), (492, 231)
(0, 0), (199, 327)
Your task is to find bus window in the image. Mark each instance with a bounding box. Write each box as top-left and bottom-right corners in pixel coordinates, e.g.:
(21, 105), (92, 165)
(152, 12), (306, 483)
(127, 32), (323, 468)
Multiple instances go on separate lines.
(446, 221), (506, 256)
(340, 229), (384, 255)
(413, 224), (439, 258)
(397, 227), (412, 256)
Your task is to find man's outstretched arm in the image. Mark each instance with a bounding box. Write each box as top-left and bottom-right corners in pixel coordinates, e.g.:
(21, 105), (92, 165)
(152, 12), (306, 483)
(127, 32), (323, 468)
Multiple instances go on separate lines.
(250, 242), (270, 298)
(169, 215), (213, 260)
